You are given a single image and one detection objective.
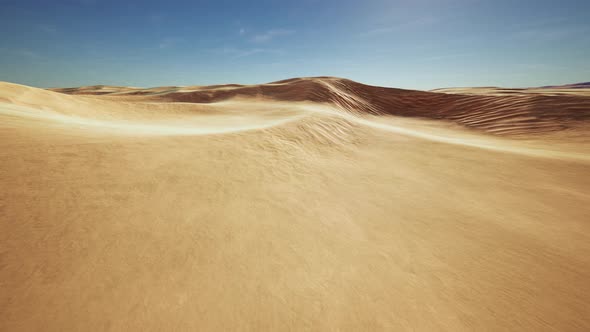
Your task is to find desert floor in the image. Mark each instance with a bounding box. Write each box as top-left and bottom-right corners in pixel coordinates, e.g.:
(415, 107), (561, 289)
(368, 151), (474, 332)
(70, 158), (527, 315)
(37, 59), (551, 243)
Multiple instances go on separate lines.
(1, 77), (590, 331)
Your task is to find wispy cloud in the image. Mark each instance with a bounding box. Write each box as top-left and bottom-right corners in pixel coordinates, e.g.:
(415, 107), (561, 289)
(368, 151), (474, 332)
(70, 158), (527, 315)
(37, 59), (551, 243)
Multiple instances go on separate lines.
(512, 25), (590, 41)
(418, 52), (474, 62)
(362, 26), (396, 36)
(149, 14), (165, 24)
(38, 24), (57, 34)
(509, 17), (590, 41)
(0, 47), (46, 63)
(213, 47), (283, 58)
(19, 50), (42, 59)
(251, 29), (295, 43)
(360, 17), (438, 37)
(234, 49), (266, 58)
(239, 27), (246, 35)
(158, 37), (183, 49)
(516, 63), (567, 71)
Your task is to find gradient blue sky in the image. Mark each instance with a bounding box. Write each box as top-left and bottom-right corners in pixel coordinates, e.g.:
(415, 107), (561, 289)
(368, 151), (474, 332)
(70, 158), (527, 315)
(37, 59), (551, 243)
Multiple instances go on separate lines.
(1, 0), (589, 89)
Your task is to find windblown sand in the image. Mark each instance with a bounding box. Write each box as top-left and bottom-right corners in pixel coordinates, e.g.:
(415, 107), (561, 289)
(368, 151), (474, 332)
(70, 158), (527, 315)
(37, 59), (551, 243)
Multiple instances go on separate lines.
(1, 77), (590, 331)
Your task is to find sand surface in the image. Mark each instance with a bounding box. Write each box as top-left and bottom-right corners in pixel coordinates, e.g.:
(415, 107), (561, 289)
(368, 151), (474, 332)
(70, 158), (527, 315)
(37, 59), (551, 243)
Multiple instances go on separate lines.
(2, 77), (590, 331)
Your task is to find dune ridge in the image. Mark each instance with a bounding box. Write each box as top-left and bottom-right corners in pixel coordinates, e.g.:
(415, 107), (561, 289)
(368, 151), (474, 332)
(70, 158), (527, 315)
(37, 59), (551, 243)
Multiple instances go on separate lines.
(49, 77), (590, 136)
(3, 80), (588, 160)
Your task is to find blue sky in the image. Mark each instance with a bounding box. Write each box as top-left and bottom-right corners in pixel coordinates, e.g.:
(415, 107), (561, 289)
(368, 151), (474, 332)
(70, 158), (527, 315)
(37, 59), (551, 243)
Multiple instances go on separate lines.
(0, 0), (589, 89)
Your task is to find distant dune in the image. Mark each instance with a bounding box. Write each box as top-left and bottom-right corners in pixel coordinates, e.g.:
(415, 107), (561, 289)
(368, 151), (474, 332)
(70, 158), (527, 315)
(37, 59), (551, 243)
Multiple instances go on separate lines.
(432, 82), (590, 97)
(49, 77), (590, 136)
(540, 82), (590, 89)
(2, 77), (590, 331)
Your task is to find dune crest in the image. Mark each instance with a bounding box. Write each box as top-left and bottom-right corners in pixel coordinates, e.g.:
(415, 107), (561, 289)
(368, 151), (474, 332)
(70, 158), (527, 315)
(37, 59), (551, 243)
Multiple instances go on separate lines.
(47, 77), (590, 136)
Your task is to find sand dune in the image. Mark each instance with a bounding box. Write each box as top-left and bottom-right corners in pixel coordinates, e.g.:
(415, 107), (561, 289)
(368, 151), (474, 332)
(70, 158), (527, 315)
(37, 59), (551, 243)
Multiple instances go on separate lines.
(432, 83), (590, 97)
(51, 77), (590, 136)
(2, 78), (590, 331)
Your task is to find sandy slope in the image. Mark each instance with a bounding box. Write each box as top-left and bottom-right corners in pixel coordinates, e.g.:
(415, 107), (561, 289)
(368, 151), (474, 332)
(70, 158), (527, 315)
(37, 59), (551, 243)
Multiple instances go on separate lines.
(431, 84), (590, 97)
(1, 78), (590, 331)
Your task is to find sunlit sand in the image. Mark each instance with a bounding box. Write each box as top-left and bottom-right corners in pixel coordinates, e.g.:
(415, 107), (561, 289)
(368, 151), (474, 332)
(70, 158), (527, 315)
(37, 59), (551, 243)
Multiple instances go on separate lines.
(1, 77), (590, 331)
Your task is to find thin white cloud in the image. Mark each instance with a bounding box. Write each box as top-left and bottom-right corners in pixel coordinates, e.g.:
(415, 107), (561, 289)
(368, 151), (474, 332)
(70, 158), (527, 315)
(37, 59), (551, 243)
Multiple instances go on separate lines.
(213, 47), (282, 58)
(362, 26), (396, 36)
(251, 29), (294, 43)
(149, 14), (164, 24)
(512, 25), (590, 41)
(509, 17), (590, 41)
(38, 24), (57, 34)
(361, 17), (438, 36)
(19, 50), (41, 59)
(419, 53), (474, 62)
(158, 37), (183, 49)
(234, 49), (266, 58)
(0, 48), (46, 63)
(239, 27), (246, 35)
